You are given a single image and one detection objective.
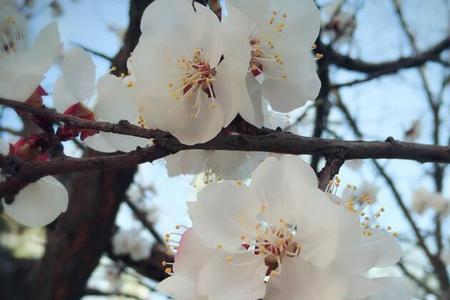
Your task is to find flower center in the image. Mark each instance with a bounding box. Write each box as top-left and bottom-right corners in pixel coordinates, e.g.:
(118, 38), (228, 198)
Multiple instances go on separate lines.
(326, 177), (396, 237)
(168, 48), (217, 118)
(242, 219), (301, 274)
(248, 11), (289, 81)
(0, 15), (25, 57)
(249, 39), (286, 80)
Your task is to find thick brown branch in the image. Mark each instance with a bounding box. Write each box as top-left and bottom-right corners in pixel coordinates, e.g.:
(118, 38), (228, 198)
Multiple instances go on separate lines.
(2, 98), (450, 200)
(0, 98), (167, 140)
(30, 2), (156, 300)
(1, 135), (449, 175)
(1, 132), (450, 199)
(2, 98), (450, 164)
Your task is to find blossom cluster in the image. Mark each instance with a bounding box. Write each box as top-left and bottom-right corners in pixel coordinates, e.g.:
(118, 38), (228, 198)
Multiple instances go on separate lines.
(0, 0), (321, 226)
(112, 228), (152, 262)
(159, 156), (412, 300)
(0, 0), (415, 298)
(412, 187), (449, 215)
(131, 0), (321, 180)
(128, 0), (320, 145)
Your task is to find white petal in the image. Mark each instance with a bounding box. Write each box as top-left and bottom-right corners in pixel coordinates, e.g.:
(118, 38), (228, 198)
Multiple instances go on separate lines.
(94, 74), (149, 152)
(158, 275), (201, 300)
(139, 0), (221, 69)
(270, 0), (321, 51)
(193, 1), (223, 67)
(95, 74), (136, 122)
(141, 0), (198, 34)
(228, 0), (320, 51)
(83, 134), (117, 153)
(221, 4), (252, 75)
(239, 75), (263, 127)
(0, 71), (42, 102)
(130, 79), (170, 131)
(265, 257), (347, 300)
(130, 34), (192, 98)
(166, 150), (209, 177)
(295, 191), (341, 269)
(262, 51), (320, 112)
(336, 229), (403, 274)
(3, 176), (68, 227)
(345, 276), (382, 300)
(159, 229), (213, 300)
(216, 8), (254, 126)
(188, 181), (260, 251)
(0, 22), (60, 102)
(166, 92), (224, 145)
(53, 77), (76, 112)
(250, 155), (318, 224)
(61, 47), (96, 102)
(173, 229), (215, 275)
(25, 22), (61, 74)
(212, 62), (242, 127)
(226, 0), (272, 26)
(207, 150), (263, 180)
(102, 132), (149, 153)
(197, 252), (267, 300)
(365, 277), (413, 300)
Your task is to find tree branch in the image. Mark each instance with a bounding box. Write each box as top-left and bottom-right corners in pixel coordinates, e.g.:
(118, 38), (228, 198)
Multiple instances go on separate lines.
(317, 158), (344, 191)
(392, 1), (449, 293)
(335, 93), (450, 295)
(323, 35), (450, 74)
(124, 198), (164, 244)
(30, 1), (156, 300)
(1, 98), (450, 199)
(0, 98), (167, 140)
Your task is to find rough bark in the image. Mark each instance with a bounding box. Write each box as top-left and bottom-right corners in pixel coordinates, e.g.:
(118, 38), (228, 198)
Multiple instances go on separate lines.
(29, 1), (155, 299)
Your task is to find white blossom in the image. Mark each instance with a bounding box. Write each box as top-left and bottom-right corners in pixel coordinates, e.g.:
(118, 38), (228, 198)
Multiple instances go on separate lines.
(158, 229), (211, 300)
(130, 0), (253, 145)
(160, 228), (267, 300)
(126, 183), (143, 203)
(145, 208), (158, 224)
(412, 188), (430, 214)
(223, 0), (321, 119)
(428, 193), (449, 215)
(166, 150), (267, 181)
(53, 47), (148, 152)
(0, 3), (60, 102)
(160, 155), (411, 300)
(135, 201), (159, 224)
(412, 187), (449, 215)
(0, 141), (68, 227)
(112, 228), (152, 261)
(112, 229), (135, 256)
(358, 181), (380, 203)
(128, 235), (152, 261)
